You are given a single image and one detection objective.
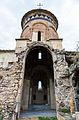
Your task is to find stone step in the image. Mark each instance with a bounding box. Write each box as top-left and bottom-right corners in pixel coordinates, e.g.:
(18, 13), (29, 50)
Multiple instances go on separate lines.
(20, 110), (56, 118)
(19, 105), (56, 119)
(28, 105), (50, 111)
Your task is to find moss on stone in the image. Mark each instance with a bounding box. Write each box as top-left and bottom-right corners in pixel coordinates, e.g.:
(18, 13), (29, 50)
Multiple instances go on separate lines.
(59, 107), (70, 113)
(0, 109), (3, 120)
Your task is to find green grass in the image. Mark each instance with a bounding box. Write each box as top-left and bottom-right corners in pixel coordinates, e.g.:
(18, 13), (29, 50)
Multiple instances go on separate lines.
(19, 117), (58, 120)
(39, 116), (58, 120)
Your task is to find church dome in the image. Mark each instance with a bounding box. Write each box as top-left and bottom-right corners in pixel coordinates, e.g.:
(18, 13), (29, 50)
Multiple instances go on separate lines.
(21, 9), (58, 31)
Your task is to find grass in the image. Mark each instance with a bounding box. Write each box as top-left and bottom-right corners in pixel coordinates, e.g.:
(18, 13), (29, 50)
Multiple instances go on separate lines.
(19, 117), (58, 120)
(39, 117), (58, 120)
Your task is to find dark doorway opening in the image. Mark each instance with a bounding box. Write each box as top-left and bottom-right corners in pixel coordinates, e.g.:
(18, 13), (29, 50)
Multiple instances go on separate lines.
(21, 46), (56, 111)
(31, 68), (48, 105)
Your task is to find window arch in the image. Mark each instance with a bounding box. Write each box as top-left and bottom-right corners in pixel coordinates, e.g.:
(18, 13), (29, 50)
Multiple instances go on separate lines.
(38, 81), (42, 90)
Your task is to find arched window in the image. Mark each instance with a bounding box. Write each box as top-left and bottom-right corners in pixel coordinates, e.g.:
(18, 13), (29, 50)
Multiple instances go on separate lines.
(38, 31), (41, 41)
(38, 51), (42, 59)
(38, 81), (42, 90)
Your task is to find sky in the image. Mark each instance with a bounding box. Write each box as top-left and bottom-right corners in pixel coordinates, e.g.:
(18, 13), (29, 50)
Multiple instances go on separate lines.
(0, 0), (79, 51)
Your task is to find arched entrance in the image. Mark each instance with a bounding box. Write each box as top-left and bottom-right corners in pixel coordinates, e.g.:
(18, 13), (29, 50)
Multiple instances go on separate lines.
(21, 46), (56, 111)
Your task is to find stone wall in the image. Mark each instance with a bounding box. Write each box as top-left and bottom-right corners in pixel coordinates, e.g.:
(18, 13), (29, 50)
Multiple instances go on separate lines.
(0, 60), (23, 120)
(53, 50), (76, 119)
(0, 50), (17, 68)
(0, 48), (78, 120)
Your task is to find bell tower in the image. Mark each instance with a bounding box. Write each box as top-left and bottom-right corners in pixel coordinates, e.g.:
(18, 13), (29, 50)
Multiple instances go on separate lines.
(15, 9), (63, 53)
(15, 8), (66, 115)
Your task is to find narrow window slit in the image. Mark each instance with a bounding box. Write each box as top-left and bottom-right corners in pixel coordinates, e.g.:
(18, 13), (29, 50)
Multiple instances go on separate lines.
(38, 31), (41, 41)
(38, 52), (42, 59)
(38, 81), (42, 90)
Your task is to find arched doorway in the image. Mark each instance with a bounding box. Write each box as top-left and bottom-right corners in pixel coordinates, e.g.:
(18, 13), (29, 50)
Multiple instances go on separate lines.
(21, 46), (56, 111)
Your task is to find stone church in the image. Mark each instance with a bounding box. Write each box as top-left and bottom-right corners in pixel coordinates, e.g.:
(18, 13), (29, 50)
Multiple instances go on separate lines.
(0, 8), (79, 120)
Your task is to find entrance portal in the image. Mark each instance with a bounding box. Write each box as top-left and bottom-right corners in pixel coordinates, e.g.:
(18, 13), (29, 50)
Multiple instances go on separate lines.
(21, 46), (56, 111)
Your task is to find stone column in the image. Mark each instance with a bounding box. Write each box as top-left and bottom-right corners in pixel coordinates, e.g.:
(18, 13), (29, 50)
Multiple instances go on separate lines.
(49, 78), (56, 109)
(21, 80), (30, 110)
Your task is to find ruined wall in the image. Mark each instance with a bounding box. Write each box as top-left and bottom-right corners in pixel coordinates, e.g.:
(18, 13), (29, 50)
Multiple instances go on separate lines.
(0, 57), (23, 120)
(53, 50), (76, 119)
(0, 47), (78, 120)
(0, 51), (17, 68)
(53, 51), (70, 107)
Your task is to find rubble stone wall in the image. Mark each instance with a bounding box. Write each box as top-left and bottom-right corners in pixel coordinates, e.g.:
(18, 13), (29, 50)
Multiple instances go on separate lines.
(0, 51), (17, 68)
(53, 51), (76, 119)
(0, 60), (23, 120)
(0, 48), (78, 120)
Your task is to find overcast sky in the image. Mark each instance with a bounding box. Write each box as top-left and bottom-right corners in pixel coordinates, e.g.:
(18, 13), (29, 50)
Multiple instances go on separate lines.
(0, 0), (79, 51)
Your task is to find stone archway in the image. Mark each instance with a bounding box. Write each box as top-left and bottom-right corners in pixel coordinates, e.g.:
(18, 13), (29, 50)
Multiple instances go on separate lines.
(21, 45), (56, 111)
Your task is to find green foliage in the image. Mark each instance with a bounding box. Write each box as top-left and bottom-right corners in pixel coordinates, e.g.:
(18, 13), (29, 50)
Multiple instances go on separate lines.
(50, 117), (58, 120)
(59, 107), (70, 113)
(0, 115), (3, 120)
(0, 108), (3, 120)
(39, 116), (58, 120)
